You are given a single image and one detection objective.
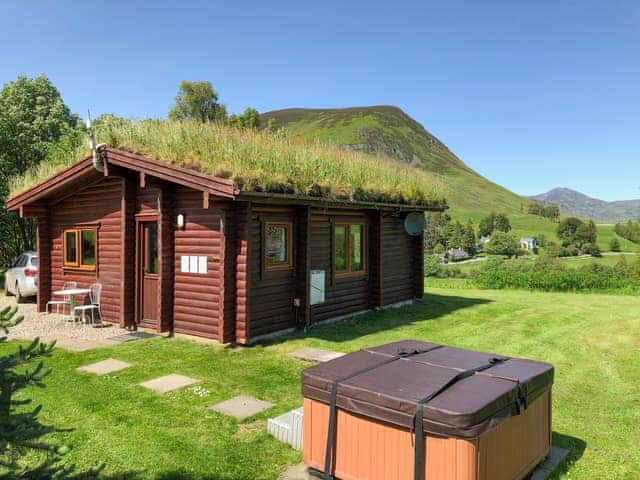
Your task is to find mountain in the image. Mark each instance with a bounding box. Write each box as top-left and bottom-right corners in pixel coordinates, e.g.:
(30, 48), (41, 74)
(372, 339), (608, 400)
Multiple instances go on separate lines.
(261, 106), (526, 217)
(530, 188), (640, 223)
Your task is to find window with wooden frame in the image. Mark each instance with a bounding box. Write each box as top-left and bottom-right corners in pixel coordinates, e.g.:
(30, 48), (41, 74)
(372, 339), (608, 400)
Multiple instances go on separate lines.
(265, 222), (293, 270)
(63, 228), (97, 270)
(335, 223), (366, 276)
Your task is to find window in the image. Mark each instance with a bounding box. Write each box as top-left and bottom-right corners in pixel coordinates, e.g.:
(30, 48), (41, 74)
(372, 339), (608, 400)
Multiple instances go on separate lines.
(335, 223), (366, 275)
(63, 228), (97, 270)
(265, 222), (292, 270)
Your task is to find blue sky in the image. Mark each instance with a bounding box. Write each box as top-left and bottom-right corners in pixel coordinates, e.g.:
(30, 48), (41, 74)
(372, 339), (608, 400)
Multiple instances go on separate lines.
(2, 1), (639, 201)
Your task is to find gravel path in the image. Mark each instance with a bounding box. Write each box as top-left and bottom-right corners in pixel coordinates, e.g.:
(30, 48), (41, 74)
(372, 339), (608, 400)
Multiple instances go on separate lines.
(1, 293), (128, 351)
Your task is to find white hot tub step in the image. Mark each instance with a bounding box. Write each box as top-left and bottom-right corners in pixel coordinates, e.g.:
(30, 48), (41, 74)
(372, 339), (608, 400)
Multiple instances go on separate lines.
(268, 407), (303, 451)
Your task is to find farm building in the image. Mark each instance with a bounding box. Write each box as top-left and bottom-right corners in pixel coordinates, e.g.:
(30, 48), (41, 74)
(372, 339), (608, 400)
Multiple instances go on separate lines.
(5, 124), (443, 343)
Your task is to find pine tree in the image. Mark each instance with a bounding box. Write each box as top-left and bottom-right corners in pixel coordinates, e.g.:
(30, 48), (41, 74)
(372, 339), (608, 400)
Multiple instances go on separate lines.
(0, 306), (98, 479)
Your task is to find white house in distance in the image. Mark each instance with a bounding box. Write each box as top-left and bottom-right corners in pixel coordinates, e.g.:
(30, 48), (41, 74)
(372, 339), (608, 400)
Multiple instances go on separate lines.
(520, 237), (538, 251)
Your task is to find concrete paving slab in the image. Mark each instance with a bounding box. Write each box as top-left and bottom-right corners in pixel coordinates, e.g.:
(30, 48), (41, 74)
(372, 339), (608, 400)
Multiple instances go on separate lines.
(76, 358), (132, 375)
(108, 331), (158, 343)
(528, 446), (570, 480)
(139, 374), (199, 393)
(280, 446), (569, 480)
(208, 395), (274, 421)
(288, 347), (344, 363)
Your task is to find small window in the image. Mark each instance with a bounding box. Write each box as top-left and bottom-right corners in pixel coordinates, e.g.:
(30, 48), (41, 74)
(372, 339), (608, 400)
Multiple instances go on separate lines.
(265, 222), (293, 270)
(63, 228), (97, 270)
(335, 223), (366, 275)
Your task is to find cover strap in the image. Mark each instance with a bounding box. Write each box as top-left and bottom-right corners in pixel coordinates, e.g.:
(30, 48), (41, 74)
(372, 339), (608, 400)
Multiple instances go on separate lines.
(320, 346), (443, 480)
(412, 356), (510, 480)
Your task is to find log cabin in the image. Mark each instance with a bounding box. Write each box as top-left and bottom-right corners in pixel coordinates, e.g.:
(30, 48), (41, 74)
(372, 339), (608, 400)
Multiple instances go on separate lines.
(5, 140), (443, 344)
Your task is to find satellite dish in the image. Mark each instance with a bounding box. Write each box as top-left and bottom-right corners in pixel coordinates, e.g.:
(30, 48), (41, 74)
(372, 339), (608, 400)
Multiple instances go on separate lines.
(404, 212), (426, 236)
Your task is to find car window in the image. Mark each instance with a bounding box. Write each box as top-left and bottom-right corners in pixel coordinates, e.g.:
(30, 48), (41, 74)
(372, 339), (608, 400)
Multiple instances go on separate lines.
(30, 257), (38, 267)
(14, 255), (26, 267)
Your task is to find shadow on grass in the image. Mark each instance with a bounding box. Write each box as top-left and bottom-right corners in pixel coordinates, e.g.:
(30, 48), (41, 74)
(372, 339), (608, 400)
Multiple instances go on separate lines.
(262, 291), (493, 347)
(96, 472), (236, 480)
(546, 431), (587, 480)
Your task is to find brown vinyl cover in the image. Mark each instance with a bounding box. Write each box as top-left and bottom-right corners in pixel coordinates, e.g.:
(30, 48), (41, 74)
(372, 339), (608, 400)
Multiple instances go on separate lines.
(301, 340), (554, 438)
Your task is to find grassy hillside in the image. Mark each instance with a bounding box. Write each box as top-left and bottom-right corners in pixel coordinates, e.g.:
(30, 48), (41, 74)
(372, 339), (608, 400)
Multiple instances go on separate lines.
(262, 107), (526, 216)
(263, 106), (636, 252)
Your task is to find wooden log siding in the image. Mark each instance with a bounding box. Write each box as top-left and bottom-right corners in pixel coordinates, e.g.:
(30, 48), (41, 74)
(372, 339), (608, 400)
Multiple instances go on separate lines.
(36, 209), (52, 313)
(172, 187), (223, 339)
(220, 206), (236, 343)
(247, 208), (297, 338)
(381, 213), (420, 305)
(50, 177), (123, 323)
(121, 175), (136, 327)
(234, 203), (251, 343)
(159, 185), (175, 332)
(309, 210), (370, 323)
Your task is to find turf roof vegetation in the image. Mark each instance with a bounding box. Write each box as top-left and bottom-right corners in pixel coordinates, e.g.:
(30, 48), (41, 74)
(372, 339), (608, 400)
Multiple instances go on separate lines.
(9, 119), (446, 208)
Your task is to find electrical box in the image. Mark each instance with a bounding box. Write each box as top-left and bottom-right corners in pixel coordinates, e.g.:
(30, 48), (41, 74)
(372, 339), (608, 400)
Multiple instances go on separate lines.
(310, 270), (325, 305)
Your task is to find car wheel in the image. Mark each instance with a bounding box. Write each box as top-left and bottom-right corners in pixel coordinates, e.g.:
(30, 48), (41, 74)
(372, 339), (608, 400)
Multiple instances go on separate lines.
(15, 283), (23, 303)
(4, 279), (12, 297)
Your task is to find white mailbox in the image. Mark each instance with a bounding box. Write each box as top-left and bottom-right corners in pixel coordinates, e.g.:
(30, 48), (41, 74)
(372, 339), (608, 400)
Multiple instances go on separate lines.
(310, 270), (325, 305)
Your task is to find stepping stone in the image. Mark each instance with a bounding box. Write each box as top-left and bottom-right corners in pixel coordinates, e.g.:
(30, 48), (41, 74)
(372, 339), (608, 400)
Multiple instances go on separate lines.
(108, 331), (157, 343)
(208, 395), (274, 421)
(280, 462), (312, 480)
(288, 347), (344, 363)
(529, 446), (569, 480)
(139, 374), (199, 393)
(76, 358), (132, 375)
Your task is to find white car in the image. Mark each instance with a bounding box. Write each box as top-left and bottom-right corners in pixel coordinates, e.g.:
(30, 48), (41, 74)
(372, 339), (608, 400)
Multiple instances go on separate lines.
(4, 251), (38, 302)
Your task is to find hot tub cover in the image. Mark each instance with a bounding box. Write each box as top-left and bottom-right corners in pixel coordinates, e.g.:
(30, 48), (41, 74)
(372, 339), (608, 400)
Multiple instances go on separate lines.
(302, 340), (554, 438)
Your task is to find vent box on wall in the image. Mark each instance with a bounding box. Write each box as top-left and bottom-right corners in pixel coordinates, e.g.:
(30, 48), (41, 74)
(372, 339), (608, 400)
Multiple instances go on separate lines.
(310, 270), (325, 305)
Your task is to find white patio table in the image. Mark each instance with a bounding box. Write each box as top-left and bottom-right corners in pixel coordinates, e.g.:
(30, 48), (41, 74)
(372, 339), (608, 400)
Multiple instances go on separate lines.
(52, 288), (91, 320)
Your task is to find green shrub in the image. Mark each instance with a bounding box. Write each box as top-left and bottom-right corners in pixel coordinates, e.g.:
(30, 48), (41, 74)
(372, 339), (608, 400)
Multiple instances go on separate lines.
(470, 256), (640, 293)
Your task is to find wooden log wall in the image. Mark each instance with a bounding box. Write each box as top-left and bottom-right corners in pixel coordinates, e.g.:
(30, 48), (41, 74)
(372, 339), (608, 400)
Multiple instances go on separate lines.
(234, 203), (251, 343)
(120, 175), (136, 327)
(309, 210), (370, 323)
(50, 177), (123, 323)
(35, 209), (51, 313)
(219, 206), (236, 343)
(172, 186), (223, 340)
(247, 206), (297, 338)
(380, 213), (420, 305)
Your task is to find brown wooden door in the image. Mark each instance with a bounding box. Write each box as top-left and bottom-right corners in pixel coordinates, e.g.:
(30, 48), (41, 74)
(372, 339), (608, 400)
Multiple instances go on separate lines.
(138, 222), (159, 328)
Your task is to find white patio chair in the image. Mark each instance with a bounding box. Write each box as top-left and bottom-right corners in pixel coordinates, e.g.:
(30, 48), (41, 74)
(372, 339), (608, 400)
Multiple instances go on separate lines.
(46, 281), (77, 319)
(73, 283), (102, 327)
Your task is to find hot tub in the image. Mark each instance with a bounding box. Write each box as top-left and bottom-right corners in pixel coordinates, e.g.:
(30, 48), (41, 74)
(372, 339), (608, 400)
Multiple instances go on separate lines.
(302, 340), (554, 480)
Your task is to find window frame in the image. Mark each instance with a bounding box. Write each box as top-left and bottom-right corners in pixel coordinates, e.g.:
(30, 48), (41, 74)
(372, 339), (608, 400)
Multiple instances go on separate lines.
(264, 221), (294, 271)
(334, 222), (367, 277)
(63, 227), (98, 271)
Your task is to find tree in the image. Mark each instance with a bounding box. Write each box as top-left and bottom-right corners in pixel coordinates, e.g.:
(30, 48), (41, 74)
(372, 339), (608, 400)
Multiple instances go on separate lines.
(478, 213), (496, 237)
(0, 75), (77, 266)
(610, 238), (621, 252)
(493, 213), (511, 233)
(485, 232), (521, 258)
(424, 212), (452, 251)
(557, 217), (583, 246)
(0, 307), (100, 478)
(228, 107), (260, 129)
(462, 220), (476, 255)
(168, 81), (228, 123)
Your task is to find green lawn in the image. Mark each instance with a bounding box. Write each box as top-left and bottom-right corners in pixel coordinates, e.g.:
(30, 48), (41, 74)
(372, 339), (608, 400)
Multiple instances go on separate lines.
(3, 286), (640, 479)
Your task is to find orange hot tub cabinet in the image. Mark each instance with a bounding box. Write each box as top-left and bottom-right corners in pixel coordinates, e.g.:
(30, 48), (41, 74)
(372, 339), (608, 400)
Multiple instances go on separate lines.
(301, 341), (554, 480)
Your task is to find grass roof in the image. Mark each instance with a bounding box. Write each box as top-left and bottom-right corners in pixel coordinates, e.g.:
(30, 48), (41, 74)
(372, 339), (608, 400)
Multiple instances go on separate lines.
(9, 119), (446, 208)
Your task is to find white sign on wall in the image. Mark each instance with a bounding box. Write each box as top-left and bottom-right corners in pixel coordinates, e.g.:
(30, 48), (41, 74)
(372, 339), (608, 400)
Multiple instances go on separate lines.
(181, 255), (208, 274)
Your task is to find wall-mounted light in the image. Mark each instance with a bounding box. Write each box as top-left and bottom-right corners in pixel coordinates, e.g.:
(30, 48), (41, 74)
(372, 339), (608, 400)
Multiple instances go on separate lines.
(177, 213), (185, 229)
